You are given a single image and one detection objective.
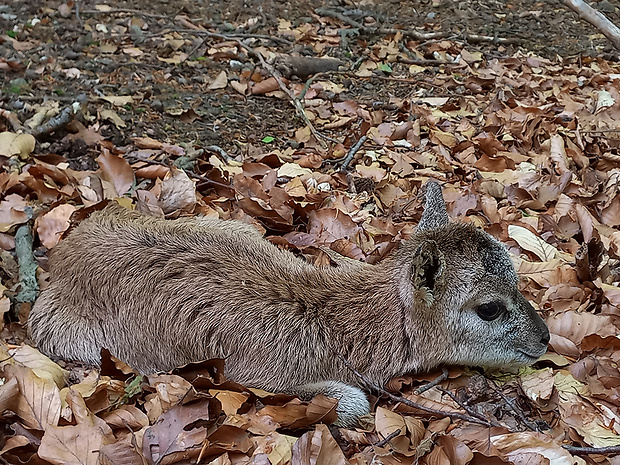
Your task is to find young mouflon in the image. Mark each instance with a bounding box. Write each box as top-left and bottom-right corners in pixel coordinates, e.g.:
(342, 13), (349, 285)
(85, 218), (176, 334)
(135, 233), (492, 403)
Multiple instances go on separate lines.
(28, 181), (549, 426)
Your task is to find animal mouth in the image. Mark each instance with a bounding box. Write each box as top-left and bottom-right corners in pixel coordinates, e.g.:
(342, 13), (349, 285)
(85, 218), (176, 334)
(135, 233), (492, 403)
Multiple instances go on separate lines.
(517, 348), (545, 360)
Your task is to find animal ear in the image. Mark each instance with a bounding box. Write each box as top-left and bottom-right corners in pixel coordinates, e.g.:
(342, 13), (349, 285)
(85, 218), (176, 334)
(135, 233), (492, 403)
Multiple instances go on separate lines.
(417, 181), (449, 231)
(411, 241), (445, 305)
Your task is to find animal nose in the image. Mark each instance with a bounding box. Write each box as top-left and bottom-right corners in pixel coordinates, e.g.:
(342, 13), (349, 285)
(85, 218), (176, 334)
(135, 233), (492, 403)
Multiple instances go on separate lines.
(540, 329), (550, 346)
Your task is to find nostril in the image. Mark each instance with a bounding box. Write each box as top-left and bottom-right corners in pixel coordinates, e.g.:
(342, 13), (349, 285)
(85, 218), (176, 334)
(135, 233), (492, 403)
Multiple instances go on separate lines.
(541, 331), (550, 346)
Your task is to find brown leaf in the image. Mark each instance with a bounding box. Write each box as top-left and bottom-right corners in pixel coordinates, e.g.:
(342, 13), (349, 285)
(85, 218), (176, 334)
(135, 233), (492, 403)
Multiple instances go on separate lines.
(9, 345), (67, 387)
(374, 407), (413, 456)
(142, 400), (215, 464)
(99, 440), (146, 465)
(97, 148), (134, 196)
(100, 404), (150, 431)
(601, 194), (620, 226)
(38, 421), (113, 465)
(308, 208), (361, 245)
(251, 77), (285, 95)
(0, 194), (30, 233)
(291, 424), (347, 465)
(4, 364), (61, 431)
(159, 167), (196, 214)
(547, 311), (617, 348)
(134, 164), (170, 180)
(35, 204), (77, 249)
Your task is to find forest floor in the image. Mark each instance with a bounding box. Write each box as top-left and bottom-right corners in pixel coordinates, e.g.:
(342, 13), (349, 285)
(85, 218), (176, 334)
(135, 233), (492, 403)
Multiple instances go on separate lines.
(1, 0), (620, 464)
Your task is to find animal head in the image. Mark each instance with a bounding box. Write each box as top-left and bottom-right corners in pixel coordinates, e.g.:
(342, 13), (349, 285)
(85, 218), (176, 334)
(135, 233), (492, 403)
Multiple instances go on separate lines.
(396, 181), (549, 369)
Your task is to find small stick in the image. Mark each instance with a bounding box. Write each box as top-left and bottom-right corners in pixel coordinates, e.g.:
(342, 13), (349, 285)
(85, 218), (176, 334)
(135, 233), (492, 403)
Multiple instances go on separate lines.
(81, 8), (176, 20)
(205, 145), (230, 161)
(170, 28), (292, 45)
(340, 135), (367, 171)
(335, 353), (494, 427)
(373, 428), (401, 448)
(562, 444), (620, 455)
(436, 387), (501, 428)
(414, 367), (449, 394)
(487, 380), (539, 432)
(314, 7), (520, 44)
(31, 94), (87, 138)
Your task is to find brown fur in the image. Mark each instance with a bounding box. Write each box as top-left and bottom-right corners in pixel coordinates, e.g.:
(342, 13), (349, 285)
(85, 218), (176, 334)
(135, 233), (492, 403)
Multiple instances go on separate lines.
(28, 182), (549, 426)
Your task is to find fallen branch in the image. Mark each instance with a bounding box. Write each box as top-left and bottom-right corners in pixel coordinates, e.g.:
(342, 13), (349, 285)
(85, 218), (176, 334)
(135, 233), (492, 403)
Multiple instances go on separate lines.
(205, 145), (231, 161)
(81, 8), (182, 20)
(415, 368), (449, 394)
(274, 56), (344, 79)
(340, 135), (367, 171)
(335, 353), (495, 427)
(170, 28), (292, 46)
(564, 0), (620, 50)
(563, 444), (620, 455)
(373, 428), (402, 448)
(30, 94), (87, 139)
(315, 7), (520, 45)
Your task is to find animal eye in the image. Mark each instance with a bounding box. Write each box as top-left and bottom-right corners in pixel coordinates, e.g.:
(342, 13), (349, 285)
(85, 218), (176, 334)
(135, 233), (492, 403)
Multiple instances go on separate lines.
(476, 302), (505, 321)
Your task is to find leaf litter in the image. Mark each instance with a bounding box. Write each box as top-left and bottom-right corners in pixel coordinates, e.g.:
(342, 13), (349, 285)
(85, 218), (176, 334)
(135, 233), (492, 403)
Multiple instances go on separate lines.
(1, 0), (620, 463)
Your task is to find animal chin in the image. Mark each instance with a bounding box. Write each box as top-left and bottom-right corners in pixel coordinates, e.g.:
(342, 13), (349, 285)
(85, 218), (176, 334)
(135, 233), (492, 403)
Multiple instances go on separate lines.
(516, 348), (545, 362)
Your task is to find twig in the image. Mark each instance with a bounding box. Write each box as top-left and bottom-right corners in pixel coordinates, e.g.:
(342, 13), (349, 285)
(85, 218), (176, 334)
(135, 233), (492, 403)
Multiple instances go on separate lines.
(240, 44), (328, 149)
(205, 145), (230, 161)
(563, 444), (620, 455)
(335, 353), (494, 427)
(81, 8), (177, 20)
(169, 28), (292, 45)
(398, 58), (457, 66)
(340, 135), (367, 171)
(314, 7), (520, 44)
(30, 95), (87, 139)
(75, 0), (83, 25)
(437, 387), (501, 427)
(373, 428), (401, 448)
(487, 380), (540, 432)
(415, 367), (449, 394)
(563, 0), (620, 50)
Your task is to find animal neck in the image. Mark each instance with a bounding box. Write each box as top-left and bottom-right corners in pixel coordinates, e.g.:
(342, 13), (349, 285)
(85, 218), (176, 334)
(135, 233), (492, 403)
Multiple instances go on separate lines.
(318, 260), (448, 384)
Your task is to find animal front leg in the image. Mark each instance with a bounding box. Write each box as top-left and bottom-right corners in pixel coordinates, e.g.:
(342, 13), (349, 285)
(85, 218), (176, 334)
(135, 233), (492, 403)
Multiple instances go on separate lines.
(289, 380), (370, 427)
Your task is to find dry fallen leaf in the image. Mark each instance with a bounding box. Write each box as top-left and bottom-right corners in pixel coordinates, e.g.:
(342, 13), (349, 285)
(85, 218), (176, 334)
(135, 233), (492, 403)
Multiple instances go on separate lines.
(159, 167), (196, 214)
(209, 71), (228, 90)
(97, 149), (134, 196)
(35, 204), (77, 248)
(0, 132), (36, 158)
(508, 225), (562, 261)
